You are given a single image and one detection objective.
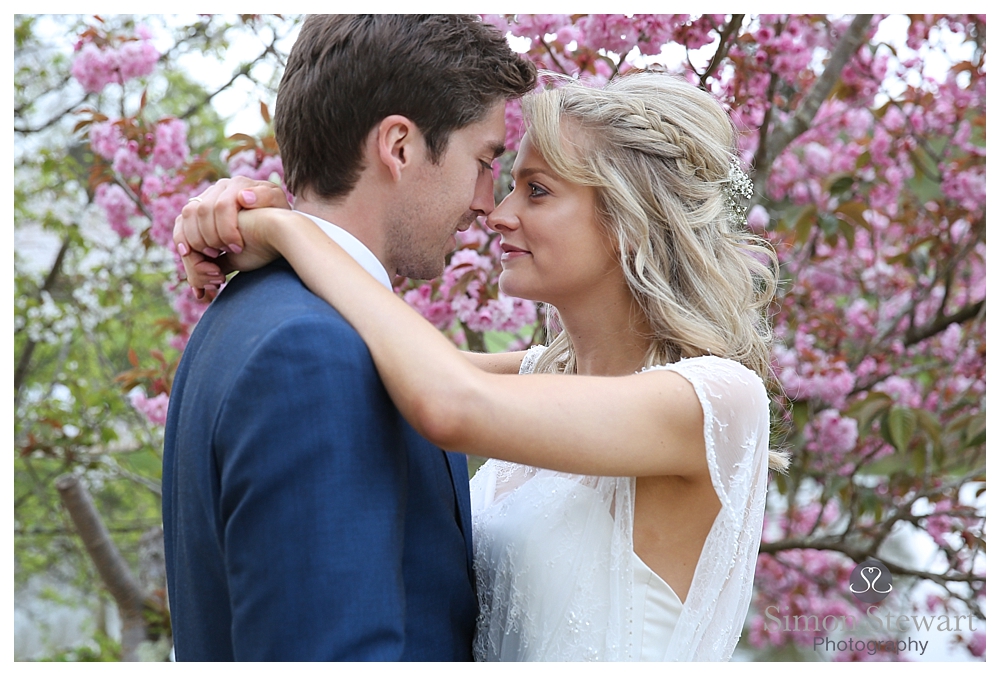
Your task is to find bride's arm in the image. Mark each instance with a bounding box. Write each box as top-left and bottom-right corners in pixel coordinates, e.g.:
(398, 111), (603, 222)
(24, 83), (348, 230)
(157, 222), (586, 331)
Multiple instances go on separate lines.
(235, 208), (716, 478)
(461, 351), (527, 375)
(174, 182), (526, 375)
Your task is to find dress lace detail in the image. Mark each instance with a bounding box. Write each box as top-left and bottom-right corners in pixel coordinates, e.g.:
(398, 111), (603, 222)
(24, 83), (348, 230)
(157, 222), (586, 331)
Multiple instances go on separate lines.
(470, 347), (770, 661)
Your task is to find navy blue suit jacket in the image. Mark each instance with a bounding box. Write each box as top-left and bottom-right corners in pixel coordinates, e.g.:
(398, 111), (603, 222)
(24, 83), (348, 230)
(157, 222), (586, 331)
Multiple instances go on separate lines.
(163, 260), (478, 661)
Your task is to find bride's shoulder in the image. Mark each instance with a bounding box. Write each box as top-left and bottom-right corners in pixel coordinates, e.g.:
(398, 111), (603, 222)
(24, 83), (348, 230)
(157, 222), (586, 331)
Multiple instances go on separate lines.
(641, 354), (761, 381)
(639, 355), (768, 409)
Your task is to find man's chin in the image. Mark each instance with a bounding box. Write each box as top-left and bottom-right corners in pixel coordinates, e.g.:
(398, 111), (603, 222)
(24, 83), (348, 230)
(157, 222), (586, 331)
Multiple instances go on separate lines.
(398, 260), (446, 281)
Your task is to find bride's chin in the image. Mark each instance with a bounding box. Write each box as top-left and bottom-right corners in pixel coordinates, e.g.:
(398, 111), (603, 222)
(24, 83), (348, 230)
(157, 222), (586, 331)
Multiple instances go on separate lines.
(498, 273), (535, 302)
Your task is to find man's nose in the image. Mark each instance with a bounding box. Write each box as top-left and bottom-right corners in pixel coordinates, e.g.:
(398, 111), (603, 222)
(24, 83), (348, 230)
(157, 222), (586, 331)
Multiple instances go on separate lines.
(471, 169), (497, 217)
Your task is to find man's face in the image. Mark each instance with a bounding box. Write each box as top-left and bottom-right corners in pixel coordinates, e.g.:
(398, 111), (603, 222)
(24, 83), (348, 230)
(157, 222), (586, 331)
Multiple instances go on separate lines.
(387, 102), (507, 280)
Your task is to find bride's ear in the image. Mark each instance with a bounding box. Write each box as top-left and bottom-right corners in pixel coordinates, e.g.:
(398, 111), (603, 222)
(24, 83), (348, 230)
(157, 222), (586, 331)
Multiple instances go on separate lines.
(375, 115), (422, 182)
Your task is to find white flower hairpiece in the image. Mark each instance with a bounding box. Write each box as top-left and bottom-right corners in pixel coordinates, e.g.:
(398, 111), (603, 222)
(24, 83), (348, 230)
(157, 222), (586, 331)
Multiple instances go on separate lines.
(724, 156), (754, 227)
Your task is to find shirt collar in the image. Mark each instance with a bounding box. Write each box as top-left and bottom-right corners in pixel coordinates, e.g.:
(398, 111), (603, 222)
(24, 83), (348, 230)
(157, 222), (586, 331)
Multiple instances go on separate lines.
(295, 211), (393, 291)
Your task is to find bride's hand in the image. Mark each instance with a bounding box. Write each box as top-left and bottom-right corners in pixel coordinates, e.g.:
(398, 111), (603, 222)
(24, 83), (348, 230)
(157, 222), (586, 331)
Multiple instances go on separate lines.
(174, 177), (290, 298)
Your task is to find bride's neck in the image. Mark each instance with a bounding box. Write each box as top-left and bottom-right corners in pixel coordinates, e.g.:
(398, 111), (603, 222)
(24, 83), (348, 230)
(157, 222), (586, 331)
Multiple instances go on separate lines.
(557, 292), (652, 377)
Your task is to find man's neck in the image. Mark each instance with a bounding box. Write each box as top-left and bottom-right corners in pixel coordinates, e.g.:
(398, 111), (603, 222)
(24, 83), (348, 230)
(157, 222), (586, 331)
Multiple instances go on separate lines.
(294, 193), (394, 277)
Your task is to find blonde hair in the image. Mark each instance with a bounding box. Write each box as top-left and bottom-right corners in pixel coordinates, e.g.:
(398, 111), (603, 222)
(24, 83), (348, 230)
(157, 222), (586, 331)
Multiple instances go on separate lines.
(523, 72), (787, 471)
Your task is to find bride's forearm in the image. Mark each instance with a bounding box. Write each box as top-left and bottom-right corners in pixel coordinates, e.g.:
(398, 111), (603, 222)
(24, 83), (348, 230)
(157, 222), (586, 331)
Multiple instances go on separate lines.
(257, 209), (488, 447)
(463, 350), (528, 374)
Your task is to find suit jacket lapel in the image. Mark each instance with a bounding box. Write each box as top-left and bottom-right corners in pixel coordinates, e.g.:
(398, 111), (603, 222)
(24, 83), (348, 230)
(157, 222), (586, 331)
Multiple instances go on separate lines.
(443, 451), (474, 574)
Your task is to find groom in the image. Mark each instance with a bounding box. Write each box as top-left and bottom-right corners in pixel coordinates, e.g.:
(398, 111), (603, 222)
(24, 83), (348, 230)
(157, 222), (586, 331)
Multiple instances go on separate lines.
(163, 15), (535, 660)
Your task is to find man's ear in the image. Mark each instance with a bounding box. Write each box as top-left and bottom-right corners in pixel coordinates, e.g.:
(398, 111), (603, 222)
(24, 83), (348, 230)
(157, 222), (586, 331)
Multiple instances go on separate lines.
(375, 115), (421, 182)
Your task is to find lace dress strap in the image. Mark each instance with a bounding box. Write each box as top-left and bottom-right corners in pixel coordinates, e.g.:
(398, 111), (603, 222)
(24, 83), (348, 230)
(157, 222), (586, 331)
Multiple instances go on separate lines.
(638, 355), (771, 660)
(519, 344), (547, 375)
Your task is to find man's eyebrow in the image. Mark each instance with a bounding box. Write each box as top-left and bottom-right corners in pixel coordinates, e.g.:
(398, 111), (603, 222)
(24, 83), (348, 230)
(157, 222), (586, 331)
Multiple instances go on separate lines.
(490, 143), (506, 159)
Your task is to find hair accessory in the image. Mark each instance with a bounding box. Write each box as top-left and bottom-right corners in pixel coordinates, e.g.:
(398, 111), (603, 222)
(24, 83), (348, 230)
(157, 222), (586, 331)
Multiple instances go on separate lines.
(723, 156), (754, 226)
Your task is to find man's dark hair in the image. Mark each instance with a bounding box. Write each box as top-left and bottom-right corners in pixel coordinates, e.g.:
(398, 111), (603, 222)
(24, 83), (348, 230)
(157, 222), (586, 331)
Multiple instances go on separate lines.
(274, 14), (537, 200)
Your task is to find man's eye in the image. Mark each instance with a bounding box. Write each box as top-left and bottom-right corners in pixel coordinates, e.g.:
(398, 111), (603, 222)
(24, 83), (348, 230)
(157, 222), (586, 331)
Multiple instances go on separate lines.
(480, 161), (493, 172)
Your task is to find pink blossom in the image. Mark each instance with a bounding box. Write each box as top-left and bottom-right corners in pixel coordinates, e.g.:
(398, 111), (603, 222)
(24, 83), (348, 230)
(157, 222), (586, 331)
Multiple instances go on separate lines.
(508, 14), (570, 41)
(803, 409), (859, 458)
(112, 142), (147, 181)
(403, 283), (456, 330)
(481, 14), (510, 36)
(71, 43), (121, 93)
(117, 38), (160, 81)
(455, 220), (491, 249)
(802, 142), (832, 174)
(941, 166), (986, 214)
(149, 192), (192, 247)
(966, 631), (986, 658)
(173, 287), (211, 328)
(747, 205), (769, 231)
(460, 294), (537, 333)
(576, 14), (640, 53)
(94, 182), (137, 237)
(129, 390), (169, 426)
(152, 118), (189, 171)
(773, 344), (856, 407)
(504, 98), (525, 153)
(89, 121), (123, 161)
(71, 33), (160, 94)
(873, 376), (922, 408)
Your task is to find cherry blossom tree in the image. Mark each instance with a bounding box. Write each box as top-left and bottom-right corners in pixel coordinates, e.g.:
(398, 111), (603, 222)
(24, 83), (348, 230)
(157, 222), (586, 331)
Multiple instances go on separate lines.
(15, 14), (984, 661)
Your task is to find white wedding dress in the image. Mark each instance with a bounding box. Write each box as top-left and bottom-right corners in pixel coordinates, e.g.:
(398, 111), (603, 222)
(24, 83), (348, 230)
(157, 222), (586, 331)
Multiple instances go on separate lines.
(469, 345), (771, 661)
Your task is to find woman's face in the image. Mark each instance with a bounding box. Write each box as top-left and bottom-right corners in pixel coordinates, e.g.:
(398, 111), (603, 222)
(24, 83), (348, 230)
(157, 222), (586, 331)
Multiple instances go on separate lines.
(486, 132), (622, 306)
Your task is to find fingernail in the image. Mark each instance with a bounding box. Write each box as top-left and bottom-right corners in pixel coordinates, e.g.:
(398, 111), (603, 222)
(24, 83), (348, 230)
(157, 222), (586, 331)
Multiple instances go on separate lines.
(241, 190), (257, 205)
(177, 242), (190, 256)
(229, 244), (243, 254)
(203, 247), (220, 258)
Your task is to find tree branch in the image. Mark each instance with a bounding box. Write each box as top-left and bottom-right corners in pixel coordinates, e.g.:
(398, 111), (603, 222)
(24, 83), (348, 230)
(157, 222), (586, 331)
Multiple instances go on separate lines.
(539, 38), (570, 76)
(14, 236), (72, 403)
(179, 39), (279, 121)
(699, 14), (745, 89)
(760, 538), (985, 586)
(56, 475), (152, 661)
(14, 95), (90, 135)
(763, 15), (874, 171)
(904, 299), (985, 346)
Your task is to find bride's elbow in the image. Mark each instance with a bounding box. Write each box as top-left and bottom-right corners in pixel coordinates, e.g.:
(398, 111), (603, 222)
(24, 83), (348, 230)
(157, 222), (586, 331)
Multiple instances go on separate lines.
(407, 375), (480, 451)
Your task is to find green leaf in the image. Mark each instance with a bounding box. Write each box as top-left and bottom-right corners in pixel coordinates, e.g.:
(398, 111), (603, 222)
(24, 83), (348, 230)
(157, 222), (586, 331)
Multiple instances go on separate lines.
(794, 205), (818, 245)
(886, 406), (917, 452)
(837, 219), (856, 249)
(834, 201), (871, 230)
(826, 174), (855, 196)
(791, 400), (810, 431)
(964, 411), (986, 447)
(913, 408), (942, 447)
(846, 392), (893, 436)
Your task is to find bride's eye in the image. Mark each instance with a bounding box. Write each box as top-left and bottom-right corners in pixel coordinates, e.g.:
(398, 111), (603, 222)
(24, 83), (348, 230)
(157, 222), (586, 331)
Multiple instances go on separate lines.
(528, 183), (548, 198)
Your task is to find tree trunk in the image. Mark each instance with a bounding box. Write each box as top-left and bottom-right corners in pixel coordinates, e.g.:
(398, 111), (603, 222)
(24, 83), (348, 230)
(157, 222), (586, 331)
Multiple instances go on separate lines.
(55, 475), (152, 661)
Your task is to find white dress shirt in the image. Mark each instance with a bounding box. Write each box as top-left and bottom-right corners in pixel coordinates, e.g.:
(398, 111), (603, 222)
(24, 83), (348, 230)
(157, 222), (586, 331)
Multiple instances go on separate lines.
(296, 211), (393, 290)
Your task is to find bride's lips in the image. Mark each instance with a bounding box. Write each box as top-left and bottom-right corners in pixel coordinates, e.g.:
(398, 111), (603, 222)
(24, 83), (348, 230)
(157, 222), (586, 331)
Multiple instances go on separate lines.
(500, 242), (530, 263)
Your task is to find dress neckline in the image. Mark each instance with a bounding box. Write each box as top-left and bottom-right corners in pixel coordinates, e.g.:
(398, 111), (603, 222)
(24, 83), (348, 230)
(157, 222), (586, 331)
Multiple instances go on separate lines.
(631, 551), (683, 605)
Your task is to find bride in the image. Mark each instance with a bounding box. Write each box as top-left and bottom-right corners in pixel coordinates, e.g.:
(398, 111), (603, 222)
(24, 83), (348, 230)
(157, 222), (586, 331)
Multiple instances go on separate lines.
(177, 72), (785, 661)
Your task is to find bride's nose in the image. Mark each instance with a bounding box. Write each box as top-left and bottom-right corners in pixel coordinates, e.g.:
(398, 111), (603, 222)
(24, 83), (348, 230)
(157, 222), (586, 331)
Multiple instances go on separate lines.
(485, 193), (518, 233)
